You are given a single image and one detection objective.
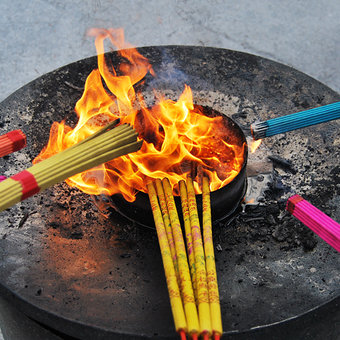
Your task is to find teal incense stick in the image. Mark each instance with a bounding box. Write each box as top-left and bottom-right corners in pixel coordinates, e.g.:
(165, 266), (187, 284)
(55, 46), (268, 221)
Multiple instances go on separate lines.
(251, 101), (340, 140)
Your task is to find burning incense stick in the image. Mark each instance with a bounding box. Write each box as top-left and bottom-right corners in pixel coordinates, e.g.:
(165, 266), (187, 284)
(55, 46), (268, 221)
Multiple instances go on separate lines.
(179, 180), (197, 301)
(0, 129), (26, 158)
(0, 124), (142, 212)
(69, 119), (120, 148)
(202, 176), (222, 339)
(162, 178), (200, 336)
(147, 182), (187, 334)
(287, 194), (340, 252)
(186, 177), (212, 336)
(155, 179), (179, 282)
(251, 101), (340, 140)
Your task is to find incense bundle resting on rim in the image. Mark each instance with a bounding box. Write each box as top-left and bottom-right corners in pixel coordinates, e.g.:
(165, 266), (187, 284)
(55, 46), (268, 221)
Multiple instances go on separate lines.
(0, 129), (26, 158)
(0, 121), (142, 212)
(147, 176), (222, 340)
(286, 194), (340, 252)
(251, 101), (340, 140)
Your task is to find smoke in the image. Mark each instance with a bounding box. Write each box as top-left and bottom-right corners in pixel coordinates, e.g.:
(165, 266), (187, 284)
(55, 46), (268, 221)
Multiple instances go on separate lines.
(147, 49), (189, 90)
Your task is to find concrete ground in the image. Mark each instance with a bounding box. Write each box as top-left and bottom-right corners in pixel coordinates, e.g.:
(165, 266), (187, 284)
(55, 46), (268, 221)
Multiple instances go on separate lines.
(0, 0), (339, 339)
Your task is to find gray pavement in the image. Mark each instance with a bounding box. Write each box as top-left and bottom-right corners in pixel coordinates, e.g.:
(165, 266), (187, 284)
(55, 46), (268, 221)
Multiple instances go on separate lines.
(0, 0), (339, 103)
(0, 0), (339, 339)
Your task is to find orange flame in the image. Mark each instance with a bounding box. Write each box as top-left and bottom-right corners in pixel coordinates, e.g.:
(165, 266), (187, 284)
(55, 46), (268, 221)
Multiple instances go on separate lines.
(250, 139), (262, 153)
(34, 28), (245, 201)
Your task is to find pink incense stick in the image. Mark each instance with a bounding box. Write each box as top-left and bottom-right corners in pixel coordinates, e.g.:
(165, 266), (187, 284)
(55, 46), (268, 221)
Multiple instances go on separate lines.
(0, 176), (6, 182)
(286, 194), (340, 252)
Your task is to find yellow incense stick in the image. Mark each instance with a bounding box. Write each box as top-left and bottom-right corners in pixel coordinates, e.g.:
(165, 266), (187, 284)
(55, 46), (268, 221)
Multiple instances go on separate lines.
(179, 180), (197, 300)
(186, 177), (211, 335)
(33, 124), (132, 178)
(71, 119), (120, 146)
(162, 178), (199, 335)
(27, 128), (137, 188)
(0, 124), (141, 212)
(202, 176), (223, 337)
(147, 182), (187, 333)
(155, 178), (179, 283)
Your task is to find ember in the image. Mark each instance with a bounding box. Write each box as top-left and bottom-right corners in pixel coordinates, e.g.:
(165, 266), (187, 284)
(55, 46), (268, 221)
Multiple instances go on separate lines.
(34, 28), (245, 201)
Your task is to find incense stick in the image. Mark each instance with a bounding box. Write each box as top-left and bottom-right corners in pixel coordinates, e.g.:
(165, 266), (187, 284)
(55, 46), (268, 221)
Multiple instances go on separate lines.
(0, 124), (142, 212)
(186, 177), (211, 336)
(286, 194), (340, 252)
(150, 178), (224, 338)
(155, 179), (179, 283)
(202, 176), (223, 339)
(68, 119), (120, 148)
(251, 101), (340, 139)
(179, 180), (197, 301)
(162, 178), (199, 336)
(147, 182), (187, 334)
(0, 129), (26, 157)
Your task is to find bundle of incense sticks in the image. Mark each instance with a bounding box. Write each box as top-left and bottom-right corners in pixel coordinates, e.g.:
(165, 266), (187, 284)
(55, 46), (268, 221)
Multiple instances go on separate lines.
(251, 101), (340, 140)
(0, 129), (26, 157)
(0, 121), (142, 212)
(286, 194), (340, 252)
(147, 177), (222, 340)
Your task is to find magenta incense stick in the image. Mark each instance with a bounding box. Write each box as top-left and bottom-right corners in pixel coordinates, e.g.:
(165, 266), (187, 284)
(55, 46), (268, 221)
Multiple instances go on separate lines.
(286, 194), (340, 252)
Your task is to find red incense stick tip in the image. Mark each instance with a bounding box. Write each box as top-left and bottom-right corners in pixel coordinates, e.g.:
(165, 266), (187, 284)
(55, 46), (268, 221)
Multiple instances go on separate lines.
(286, 194), (304, 214)
(179, 329), (186, 340)
(202, 332), (210, 340)
(0, 129), (27, 157)
(191, 333), (198, 340)
(286, 194), (340, 252)
(214, 332), (221, 340)
(6, 129), (27, 152)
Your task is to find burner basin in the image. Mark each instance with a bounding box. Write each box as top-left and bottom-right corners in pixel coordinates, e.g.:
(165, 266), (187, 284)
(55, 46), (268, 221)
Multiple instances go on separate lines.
(110, 105), (248, 227)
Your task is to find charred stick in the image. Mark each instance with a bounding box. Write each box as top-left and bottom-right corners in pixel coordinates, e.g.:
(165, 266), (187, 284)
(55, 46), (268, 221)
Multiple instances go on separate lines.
(268, 155), (296, 174)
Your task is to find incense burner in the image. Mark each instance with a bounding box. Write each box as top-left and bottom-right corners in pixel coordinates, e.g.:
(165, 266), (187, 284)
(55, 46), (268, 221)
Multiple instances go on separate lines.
(0, 46), (339, 339)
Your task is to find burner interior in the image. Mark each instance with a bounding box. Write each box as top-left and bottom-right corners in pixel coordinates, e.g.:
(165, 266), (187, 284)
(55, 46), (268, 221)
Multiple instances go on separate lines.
(109, 104), (248, 227)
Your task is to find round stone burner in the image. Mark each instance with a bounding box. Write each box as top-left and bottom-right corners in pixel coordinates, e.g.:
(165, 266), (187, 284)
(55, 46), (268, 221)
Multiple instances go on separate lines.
(0, 46), (339, 339)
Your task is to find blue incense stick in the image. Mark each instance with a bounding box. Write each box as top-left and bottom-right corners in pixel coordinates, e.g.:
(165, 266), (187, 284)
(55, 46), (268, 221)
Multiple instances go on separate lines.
(251, 101), (340, 140)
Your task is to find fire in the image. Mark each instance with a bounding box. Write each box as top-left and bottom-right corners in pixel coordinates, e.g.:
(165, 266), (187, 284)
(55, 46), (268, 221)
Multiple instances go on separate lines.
(34, 28), (245, 201)
(250, 139), (262, 153)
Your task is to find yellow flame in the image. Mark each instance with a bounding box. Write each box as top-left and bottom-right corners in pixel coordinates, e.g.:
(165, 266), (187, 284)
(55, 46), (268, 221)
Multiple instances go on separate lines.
(250, 139), (262, 153)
